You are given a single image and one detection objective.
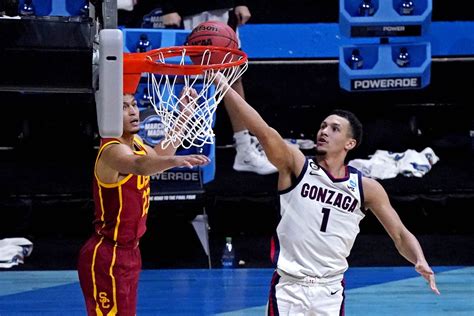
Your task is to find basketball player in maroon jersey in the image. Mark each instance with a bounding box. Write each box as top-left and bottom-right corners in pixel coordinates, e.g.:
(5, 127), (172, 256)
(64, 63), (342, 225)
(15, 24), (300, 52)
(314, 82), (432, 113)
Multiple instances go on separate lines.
(77, 92), (209, 315)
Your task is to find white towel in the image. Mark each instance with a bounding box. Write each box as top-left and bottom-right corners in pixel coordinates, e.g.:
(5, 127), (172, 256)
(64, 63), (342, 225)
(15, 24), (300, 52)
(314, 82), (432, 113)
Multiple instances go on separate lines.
(0, 238), (33, 268)
(348, 147), (439, 179)
(349, 150), (399, 179)
(0, 245), (24, 268)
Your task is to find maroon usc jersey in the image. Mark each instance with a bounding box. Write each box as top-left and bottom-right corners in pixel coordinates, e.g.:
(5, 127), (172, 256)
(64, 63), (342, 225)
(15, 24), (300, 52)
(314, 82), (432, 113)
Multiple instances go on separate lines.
(92, 137), (150, 247)
(78, 137), (151, 315)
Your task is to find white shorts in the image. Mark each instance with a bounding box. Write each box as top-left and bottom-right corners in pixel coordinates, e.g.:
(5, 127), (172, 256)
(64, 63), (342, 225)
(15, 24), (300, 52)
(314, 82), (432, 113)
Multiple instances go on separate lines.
(183, 9), (241, 48)
(266, 270), (346, 316)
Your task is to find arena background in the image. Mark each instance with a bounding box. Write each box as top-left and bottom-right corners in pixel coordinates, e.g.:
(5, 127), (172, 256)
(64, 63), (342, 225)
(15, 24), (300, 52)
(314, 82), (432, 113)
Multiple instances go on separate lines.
(0, 0), (473, 270)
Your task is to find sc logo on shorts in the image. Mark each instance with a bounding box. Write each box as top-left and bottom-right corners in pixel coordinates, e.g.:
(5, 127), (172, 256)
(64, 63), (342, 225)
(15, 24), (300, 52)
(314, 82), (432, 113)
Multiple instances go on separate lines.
(99, 292), (111, 309)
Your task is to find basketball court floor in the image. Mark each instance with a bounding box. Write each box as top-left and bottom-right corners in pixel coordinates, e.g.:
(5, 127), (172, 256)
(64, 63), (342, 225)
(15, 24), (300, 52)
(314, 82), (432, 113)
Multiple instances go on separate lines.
(0, 266), (473, 315)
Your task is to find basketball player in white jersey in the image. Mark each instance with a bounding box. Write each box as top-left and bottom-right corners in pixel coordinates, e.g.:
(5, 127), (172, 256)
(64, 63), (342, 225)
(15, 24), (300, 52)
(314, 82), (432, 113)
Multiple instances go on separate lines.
(217, 77), (440, 315)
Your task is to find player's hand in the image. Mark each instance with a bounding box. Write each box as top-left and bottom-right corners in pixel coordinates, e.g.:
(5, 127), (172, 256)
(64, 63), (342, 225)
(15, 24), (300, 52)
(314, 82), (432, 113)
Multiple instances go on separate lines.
(415, 262), (440, 295)
(175, 154), (210, 168)
(234, 6), (251, 25)
(178, 87), (198, 117)
(179, 87), (198, 106)
(212, 72), (230, 89)
(162, 12), (181, 28)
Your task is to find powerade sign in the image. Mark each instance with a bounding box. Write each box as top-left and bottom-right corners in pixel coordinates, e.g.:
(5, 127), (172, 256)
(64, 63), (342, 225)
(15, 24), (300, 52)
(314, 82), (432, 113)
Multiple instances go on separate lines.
(351, 77), (421, 91)
(149, 169), (203, 201)
(138, 113), (166, 146)
(351, 25), (422, 37)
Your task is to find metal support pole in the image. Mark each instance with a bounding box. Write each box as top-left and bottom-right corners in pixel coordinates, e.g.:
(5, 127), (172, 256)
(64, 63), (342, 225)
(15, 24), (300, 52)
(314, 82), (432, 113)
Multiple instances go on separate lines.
(102, 0), (117, 29)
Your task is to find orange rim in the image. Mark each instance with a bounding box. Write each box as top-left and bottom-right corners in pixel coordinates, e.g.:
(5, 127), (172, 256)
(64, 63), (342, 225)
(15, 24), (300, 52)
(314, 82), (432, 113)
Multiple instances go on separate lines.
(123, 46), (248, 94)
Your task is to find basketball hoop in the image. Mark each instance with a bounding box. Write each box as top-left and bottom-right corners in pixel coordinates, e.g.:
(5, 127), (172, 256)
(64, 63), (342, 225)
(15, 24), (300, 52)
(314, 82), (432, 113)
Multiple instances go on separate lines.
(124, 45), (248, 149)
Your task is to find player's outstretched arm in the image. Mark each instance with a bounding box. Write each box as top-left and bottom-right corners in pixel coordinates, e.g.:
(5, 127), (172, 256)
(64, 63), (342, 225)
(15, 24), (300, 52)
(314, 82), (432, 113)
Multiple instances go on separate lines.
(101, 143), (210, 176)
(219, 78), (304, 173)
(362, 177), (440, 295)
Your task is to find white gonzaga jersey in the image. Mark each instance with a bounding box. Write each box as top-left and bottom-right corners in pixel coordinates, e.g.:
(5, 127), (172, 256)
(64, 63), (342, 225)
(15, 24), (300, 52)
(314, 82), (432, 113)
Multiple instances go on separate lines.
(273, 158), (366, 279)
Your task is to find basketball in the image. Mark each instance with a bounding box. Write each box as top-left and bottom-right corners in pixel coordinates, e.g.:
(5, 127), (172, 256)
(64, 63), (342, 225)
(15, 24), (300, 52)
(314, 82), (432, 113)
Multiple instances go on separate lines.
(186, 21), (239, 65)
(186, 21), (238, 49)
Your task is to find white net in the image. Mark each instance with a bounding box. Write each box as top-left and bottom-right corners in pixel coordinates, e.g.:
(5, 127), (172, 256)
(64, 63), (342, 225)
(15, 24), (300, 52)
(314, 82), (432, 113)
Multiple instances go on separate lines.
(146, 47), (248, 149)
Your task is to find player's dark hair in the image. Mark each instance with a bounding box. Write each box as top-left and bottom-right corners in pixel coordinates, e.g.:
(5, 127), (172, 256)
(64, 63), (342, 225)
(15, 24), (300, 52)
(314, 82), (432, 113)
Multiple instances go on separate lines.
(330, 109), (363, 148)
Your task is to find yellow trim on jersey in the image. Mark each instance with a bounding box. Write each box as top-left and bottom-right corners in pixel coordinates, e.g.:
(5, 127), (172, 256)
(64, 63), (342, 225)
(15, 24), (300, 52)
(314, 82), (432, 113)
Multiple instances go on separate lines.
(103, 182), (123, 315)
(106, 245), (118, 316)
(133, 136), (147, 151)
(92, 237), (105, 316)
(98, 186), (106, 223)
(90, 236), (118, 316)
(133, 137), (149, 216)
(94, 140), (120, 180)
(98, 174), (134, 188)
(113, 186), (123, 242)
(92, 185), (122, 315)
(95, 137), (147, 188)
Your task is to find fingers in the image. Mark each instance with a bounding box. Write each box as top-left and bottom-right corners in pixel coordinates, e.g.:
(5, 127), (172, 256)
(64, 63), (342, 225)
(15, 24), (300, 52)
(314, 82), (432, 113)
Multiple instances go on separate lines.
(180, 155), (210, 168)
(429, 277), (441, 295)
(179, 87), (198, 108)
(416, 264), (440, 295)
(234, 6), (251, 25)
(179, 87), (197, 99)
(194, 154), (210, 165)
(188, 88), (198, 99)
(212, 72), (229, 88)
(424, 272), (440, 295)
(182, 161), (193, 168)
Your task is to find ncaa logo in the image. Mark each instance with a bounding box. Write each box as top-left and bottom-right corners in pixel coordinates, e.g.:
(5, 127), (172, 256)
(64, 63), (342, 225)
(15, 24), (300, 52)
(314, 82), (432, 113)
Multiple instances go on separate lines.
(347, 179), (356, 192)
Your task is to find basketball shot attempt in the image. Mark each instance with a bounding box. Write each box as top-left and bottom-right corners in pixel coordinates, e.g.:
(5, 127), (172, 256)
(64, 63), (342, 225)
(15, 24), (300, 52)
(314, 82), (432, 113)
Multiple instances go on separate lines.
(122, 22), (247, 149)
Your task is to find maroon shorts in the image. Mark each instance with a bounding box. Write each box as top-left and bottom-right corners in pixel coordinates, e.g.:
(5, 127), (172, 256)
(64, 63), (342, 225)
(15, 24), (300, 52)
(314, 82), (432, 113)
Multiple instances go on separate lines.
(77, 235), (142, 315)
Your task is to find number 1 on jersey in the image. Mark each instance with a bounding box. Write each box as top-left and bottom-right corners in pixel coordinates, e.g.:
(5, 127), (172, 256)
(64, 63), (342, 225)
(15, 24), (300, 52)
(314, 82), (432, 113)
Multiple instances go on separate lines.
(320, 208), (331, 232)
